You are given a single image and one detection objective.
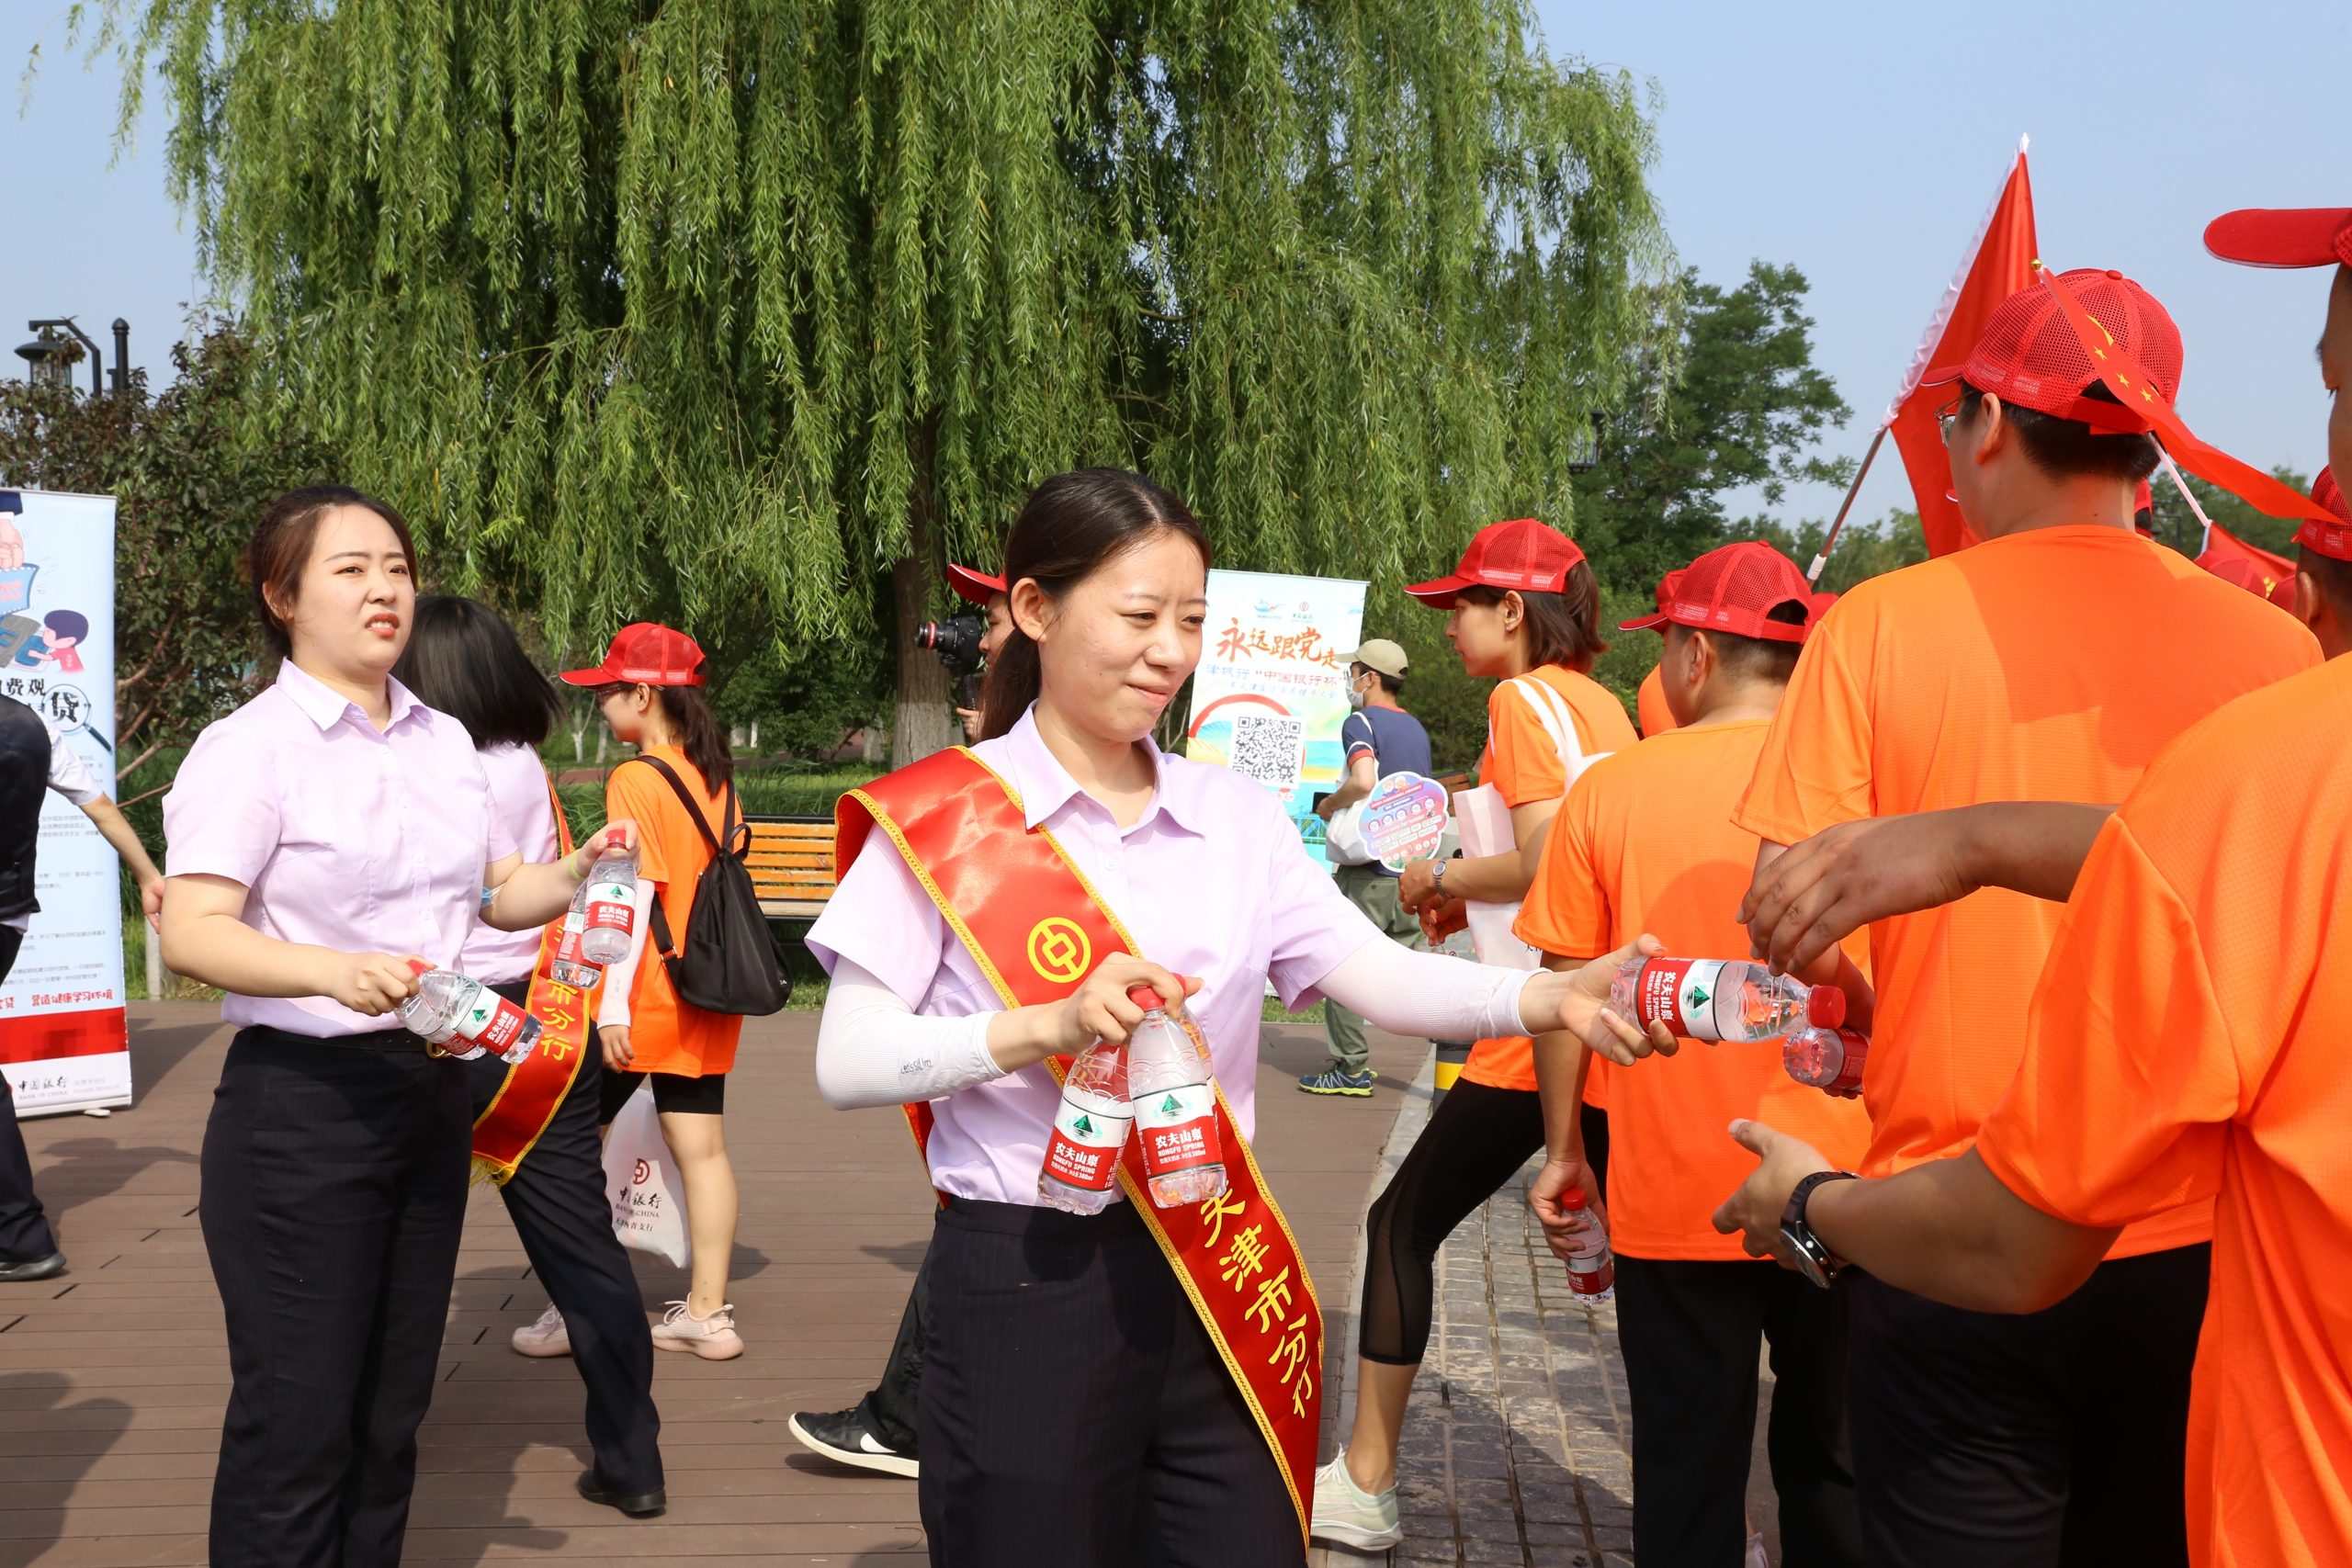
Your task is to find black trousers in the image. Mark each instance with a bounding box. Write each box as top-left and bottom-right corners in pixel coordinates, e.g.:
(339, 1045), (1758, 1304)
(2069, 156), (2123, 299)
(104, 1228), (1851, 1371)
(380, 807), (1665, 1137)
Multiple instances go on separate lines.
(201, 1026), (471, 1568)
(0, 926), (60, 1263)
(920, 1197), (1302, 1568)
(1843, 1244), (2210, 1568)
(860, 1251), (929, 1452)
(466, 981), (662, 1495)
(1614, 1257), (1860, 1568)
(1361, 1081), (1593, 1365)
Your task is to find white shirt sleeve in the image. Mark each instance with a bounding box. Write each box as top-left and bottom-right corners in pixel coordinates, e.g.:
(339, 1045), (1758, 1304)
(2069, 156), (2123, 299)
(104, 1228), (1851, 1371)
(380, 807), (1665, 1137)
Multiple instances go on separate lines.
(1314, 940), (1535, 1043)
(595, 879), (656, 1028)
(814, 957), (1005, 1111)
(41, 717), (101, 807)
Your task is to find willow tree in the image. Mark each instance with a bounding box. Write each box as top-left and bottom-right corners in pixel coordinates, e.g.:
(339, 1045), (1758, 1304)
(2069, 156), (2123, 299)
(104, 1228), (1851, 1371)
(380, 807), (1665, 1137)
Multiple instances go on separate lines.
(93, 0), (1672, 760)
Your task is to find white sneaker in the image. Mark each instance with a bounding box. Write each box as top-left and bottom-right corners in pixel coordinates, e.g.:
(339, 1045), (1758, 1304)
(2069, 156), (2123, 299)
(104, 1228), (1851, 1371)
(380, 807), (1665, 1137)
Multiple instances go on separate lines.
(652, 1300), (745, 1360)
(511, 1303), (571, 1359)
(1310, 1450), (1401, 1551)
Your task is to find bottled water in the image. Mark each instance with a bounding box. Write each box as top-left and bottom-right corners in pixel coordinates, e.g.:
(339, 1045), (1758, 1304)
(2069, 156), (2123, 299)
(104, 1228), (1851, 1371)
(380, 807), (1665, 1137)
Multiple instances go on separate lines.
(400, 967), (541, 1066)
(1039, 1036), (1134, 1214)
(1125, 987), (1228, 1208)
(1560, 1188), (1615, 1302)
(578, 850), (639, 965)
(1783, 1024), (1869, 1099)
(551, 883), (602, 990)
(1609, 955), (1845, 1043)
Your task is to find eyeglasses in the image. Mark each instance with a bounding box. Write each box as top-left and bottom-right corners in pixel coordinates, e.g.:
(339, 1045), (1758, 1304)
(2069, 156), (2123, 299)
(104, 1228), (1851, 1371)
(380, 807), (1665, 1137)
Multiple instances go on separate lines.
(1937, 390), (1968, 444)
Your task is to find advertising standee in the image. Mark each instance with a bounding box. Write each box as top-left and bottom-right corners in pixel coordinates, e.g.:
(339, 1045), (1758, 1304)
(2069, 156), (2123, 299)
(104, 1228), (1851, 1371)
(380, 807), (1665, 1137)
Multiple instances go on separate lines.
(0, 490), (129, 1117)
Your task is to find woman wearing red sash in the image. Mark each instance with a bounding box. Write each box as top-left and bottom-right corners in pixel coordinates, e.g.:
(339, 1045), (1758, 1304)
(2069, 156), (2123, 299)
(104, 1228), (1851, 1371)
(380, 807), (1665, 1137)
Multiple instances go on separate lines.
(808, 469), (1654, 1567)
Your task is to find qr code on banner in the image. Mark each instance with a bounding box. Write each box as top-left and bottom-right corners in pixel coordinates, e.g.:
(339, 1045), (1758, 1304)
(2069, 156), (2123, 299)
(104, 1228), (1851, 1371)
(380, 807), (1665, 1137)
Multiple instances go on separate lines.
(1229, 713), (1305, 795)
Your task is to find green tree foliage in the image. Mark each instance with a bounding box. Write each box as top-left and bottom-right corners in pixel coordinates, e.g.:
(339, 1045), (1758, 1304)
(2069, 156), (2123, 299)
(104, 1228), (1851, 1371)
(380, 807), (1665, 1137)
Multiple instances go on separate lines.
(1575, 262), (1854, 600)
(0, 320), (340, 804)
(90, 0), (1675, 762)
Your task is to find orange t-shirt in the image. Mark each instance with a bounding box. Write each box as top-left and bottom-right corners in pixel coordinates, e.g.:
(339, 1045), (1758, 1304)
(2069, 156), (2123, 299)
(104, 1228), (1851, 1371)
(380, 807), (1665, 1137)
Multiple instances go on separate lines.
(1516, 721), (1869, 1259)
(605, 746), (746, 1077)
(1734, 525), (2318, 1257)
(1462, 664), (1640, 1095)
(1976, 657), (2352, 1568)
(1636, 665), (1678, 738)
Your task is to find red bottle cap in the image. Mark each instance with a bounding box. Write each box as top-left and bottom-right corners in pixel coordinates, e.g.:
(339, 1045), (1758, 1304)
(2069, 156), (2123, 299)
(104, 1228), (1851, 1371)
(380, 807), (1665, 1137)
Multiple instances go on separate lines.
(1126, 985), (1164, 1010)
(407, 958), (431, 976)
(1564, 1188), (1589, 1211)
(1806, 987), (1847, 1029)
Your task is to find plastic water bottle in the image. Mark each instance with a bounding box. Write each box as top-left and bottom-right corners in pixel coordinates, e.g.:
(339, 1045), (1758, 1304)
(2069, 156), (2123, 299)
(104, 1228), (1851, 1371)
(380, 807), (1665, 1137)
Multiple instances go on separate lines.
(1039, 1037), (1134, 1214)
(1783, 1024), (1869, 1099)
(577, 849), (639, 965)
(1608, 955), (1846, 1043)
(550, 882), (602, 990)
(1560, 1188), (1615, 1302)
(1126, 987), (1228, 1208)
(400, 966), (541, 1066)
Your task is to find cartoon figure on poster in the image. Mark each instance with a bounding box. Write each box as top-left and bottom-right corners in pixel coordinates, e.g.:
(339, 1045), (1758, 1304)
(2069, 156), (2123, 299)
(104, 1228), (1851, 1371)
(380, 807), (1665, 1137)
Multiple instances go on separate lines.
(1182, 570), (1365, 865)
(0, 488), (128, 1115)
(1327, 773), (1451, 872)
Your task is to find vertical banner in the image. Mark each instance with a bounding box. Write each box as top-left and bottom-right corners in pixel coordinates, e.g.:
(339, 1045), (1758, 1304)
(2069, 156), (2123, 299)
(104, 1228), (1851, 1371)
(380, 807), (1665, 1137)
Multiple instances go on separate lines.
(0, 489), (128, 1115)
(1182, 570), (1366, 869)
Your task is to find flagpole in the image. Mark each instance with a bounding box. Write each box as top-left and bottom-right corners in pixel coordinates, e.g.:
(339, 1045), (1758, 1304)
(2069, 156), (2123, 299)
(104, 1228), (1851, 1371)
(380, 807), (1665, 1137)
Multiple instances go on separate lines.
(2159, 452), (2218, 555)
(1807, 424), (1888, 584)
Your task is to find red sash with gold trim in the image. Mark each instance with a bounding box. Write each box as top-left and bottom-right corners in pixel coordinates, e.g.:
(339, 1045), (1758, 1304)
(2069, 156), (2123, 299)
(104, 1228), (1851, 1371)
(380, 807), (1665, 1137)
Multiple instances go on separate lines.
(470, 779), (600, 1184)
(836, 746), (1324, 1550)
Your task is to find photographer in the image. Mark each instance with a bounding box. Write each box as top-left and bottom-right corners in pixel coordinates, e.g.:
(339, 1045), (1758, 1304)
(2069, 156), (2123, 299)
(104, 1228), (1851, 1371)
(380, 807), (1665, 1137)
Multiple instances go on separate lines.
(932, 564), (1012, 743)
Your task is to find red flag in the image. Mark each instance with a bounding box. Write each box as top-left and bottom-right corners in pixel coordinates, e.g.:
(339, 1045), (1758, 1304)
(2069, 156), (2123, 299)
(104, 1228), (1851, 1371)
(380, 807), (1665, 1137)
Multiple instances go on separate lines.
(2195, 524), (2298, 607)
(2034, 268), (2339, 528)
(1886, 139), (2040, 558)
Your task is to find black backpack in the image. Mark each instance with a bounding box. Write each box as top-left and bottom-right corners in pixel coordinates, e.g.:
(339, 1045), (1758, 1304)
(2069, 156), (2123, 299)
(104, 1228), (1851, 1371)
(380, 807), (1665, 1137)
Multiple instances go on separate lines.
(623, 757), (792, 1017)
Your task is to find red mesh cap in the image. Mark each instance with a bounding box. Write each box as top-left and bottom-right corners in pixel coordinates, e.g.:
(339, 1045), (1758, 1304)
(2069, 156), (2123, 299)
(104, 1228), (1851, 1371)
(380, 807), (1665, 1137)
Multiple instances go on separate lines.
(1617, 541), (1823, 645)
(1922, 268), (2184, 434)
(1405, 518), (1586, 606)
(2205, 208), (2352, 270)
(945, 562), (1007, 606)
(559, 622), (707, 688)
(2300, 467), (2352, 562)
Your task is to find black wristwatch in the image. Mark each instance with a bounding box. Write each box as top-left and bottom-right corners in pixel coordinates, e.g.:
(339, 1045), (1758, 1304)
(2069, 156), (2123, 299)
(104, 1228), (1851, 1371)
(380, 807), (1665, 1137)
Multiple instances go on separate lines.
(1781, 1169), (1860, 1290)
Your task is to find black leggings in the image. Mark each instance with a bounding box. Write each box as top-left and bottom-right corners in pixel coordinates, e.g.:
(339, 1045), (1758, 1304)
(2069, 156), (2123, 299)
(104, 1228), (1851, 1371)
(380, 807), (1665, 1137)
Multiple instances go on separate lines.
(1357, 1080), (1608, 1365)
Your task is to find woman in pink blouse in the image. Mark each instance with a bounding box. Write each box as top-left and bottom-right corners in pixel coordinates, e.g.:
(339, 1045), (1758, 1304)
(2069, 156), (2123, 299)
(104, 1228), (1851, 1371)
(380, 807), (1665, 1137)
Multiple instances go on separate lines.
(159, 488), (634, 1568)
(808, 468), (1653, 1568)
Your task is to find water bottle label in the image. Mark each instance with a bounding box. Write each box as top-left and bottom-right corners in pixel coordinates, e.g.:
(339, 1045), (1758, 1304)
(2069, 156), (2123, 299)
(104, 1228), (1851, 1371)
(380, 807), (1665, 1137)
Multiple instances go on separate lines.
(1044, 1100), (1133, 1191)
(1634, 957), (1727, 1042)
(584, 881), (636, 933)
(1135, 1083), (1220, 1175)
(451, 989), (531, 1055)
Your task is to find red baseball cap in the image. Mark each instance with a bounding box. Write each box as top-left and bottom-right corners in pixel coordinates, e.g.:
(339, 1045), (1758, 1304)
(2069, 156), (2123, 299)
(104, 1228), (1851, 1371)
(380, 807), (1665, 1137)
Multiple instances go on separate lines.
(2301, 467), (2352, 562)
(1922, 268), (2183, 434)
(2204, 208), (2352, 271)
(559, 622), (707, 688)
(945, 563), (1006, 606)
(1405, 518), (1586, 607)
(1619, 541), (1825, 645)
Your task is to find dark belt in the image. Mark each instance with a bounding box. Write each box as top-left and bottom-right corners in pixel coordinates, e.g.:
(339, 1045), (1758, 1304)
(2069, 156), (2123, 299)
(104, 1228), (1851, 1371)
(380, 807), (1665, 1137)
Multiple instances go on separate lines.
(238, 1022), (435, 1056)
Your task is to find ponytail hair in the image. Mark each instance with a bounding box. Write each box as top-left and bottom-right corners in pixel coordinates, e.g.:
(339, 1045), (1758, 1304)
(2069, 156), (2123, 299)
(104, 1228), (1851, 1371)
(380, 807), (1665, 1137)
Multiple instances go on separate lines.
(978, 468), (1211, 740)
(654, 684), (735, 792)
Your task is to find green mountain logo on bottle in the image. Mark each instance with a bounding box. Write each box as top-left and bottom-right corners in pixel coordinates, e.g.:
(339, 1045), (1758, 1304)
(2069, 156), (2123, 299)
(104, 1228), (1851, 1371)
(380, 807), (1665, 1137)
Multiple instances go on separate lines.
(1072, 1113), (1094, 1137)
(1687, 986), (1710, 1009)
(1160, 1093), (1182, 1116)
(468, 1002), (492, 1026)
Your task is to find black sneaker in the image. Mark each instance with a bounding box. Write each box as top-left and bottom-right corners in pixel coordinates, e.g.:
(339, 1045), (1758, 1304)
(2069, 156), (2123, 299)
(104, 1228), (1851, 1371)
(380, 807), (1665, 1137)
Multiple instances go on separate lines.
(1297, 1066), (1374, 1097)
(576, 1469), (666, 1518)
(0, 1251), (65, 1284)
(788, 1405), (919, 1478)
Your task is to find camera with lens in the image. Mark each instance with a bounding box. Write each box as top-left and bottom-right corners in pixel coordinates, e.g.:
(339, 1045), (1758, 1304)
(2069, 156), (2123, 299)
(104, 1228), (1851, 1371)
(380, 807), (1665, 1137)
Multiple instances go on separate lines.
(917, 615), (987, 708)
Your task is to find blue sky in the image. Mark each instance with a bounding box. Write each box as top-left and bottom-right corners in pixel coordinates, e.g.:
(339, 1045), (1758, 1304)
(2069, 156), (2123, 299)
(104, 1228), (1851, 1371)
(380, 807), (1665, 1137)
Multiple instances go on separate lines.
(3, 1), (2345, 532)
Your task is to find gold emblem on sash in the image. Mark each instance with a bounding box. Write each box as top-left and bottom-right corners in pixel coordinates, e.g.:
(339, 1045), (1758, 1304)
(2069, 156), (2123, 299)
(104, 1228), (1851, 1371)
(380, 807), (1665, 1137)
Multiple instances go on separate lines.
(1026, 916), (1091, 983)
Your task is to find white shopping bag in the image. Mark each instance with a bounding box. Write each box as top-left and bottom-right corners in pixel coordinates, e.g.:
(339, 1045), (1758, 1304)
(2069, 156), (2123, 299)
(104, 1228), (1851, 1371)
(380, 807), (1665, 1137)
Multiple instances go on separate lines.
(603, 1080), (693, 1268)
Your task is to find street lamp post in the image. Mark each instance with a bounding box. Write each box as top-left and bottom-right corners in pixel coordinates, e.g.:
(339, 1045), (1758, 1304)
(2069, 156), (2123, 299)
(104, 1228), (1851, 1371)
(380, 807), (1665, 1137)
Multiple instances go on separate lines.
(12, 316), (131, 398)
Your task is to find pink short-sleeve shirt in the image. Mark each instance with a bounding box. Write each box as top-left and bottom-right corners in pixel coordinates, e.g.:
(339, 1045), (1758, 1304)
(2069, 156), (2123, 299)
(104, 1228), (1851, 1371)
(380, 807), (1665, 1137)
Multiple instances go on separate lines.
(807, 705), (1381, 1205)
(164, 660), (514, 1036)
(461, 741), (560, 986)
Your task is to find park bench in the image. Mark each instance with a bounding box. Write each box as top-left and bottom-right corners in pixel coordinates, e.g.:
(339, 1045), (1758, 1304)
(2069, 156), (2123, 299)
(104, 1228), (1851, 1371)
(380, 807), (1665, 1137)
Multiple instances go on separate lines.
(744, 815), (840, 922)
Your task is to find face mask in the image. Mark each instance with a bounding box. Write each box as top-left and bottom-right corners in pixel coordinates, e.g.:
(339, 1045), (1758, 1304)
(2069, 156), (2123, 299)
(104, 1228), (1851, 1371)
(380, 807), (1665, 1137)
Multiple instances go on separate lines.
(1346, 676), (1368, 711)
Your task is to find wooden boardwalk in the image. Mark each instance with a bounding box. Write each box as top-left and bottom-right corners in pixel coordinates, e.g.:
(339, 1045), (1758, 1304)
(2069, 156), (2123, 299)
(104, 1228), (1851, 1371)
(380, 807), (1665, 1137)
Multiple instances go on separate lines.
(3, 1002), (1430, 1566)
